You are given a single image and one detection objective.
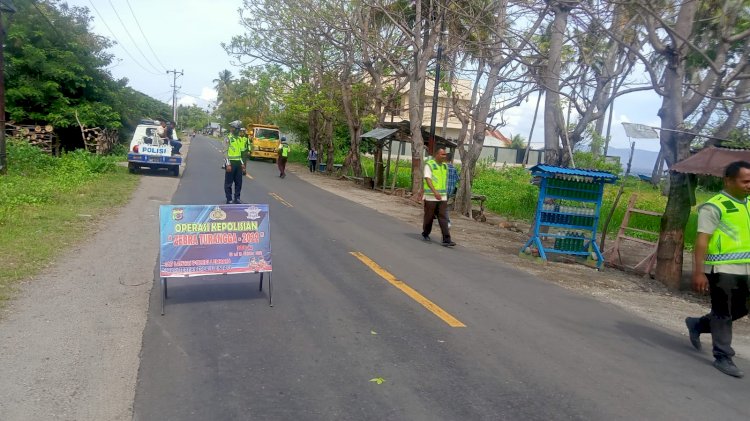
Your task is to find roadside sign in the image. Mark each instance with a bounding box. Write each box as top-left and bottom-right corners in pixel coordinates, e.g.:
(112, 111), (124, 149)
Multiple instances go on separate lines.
(159, 204), (272, 277)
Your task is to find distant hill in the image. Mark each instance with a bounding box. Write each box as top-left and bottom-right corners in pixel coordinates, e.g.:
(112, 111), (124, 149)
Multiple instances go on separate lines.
(606, 147), (659, 175)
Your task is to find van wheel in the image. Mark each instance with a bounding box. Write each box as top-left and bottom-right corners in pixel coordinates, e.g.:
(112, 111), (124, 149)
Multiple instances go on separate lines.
(128, 162), (137, 174)
(171, 166), (179, 177)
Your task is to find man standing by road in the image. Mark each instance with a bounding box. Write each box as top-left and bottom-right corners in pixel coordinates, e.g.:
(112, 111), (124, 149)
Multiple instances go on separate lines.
(308, 147), (318, 173)
(224, 121), (248, 204)
(278, 137), (290, 178)
(685, 160), (750, 378)
(422, 147), (455, 247)
(168, 121), (182, 155)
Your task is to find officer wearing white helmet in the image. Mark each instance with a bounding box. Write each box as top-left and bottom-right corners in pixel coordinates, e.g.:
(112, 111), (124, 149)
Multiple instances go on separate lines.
(277, 136), (290, 178)
(224, 120), (248, 203)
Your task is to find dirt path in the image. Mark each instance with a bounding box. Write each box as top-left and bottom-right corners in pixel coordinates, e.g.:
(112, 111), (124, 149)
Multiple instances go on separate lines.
(287, 163), (750, 357)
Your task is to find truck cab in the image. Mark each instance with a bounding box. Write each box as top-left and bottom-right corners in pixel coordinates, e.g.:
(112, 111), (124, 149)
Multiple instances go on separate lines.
(248, 124), (281, 163)
(127, 119), (182, 176)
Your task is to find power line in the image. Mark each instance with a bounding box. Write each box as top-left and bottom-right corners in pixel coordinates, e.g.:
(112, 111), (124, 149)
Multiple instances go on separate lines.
(106, 0), (162, 74)
(29, 0), (63, 39)
(86, 0), (162, 76)
(124, 0), (167, 72)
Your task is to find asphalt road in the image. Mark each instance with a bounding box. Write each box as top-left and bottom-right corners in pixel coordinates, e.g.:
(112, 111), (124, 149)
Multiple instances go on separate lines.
(133, 135), (750, 420)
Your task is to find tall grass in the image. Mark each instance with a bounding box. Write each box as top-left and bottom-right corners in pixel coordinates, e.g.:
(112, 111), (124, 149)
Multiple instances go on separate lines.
(0, 139), (138, 302)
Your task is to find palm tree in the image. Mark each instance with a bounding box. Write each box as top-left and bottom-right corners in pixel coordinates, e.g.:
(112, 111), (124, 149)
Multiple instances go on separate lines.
(213, 70), (234, 103)
(509, 133), (526, 149)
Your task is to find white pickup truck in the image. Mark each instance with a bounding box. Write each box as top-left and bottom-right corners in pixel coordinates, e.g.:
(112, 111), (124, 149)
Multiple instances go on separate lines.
(127, 120), (182, 176)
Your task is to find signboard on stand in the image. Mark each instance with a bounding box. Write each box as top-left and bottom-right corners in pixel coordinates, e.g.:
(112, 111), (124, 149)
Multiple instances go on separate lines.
(158, 204), (273, 313)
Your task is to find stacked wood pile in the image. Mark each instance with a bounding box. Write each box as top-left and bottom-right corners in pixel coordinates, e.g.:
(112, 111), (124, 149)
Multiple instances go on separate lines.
(82, 127), (118, 155)
(5, 122), (60, 156)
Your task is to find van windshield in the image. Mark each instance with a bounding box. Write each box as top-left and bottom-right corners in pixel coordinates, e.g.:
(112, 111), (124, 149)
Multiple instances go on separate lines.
(255, 129), (279, 140)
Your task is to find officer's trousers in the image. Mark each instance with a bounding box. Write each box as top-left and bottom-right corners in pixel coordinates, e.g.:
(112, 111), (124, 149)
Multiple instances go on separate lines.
(695, 272), (749, 359)
(422, 200), (451, 242)
(224, 160), (244, 202)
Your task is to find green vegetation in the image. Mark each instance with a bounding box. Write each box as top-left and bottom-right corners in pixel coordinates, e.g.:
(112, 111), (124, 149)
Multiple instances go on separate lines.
(6, 1), (171, 140)
(474, 168), (712, 248)
(0, 139), (138, 303)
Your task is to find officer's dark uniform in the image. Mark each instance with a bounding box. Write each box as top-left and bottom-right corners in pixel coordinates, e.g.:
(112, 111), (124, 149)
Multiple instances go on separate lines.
(224, 123), (248, 204)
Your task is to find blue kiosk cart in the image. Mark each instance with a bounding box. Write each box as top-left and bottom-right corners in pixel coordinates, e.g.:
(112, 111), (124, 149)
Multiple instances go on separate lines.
(521, 165), (618, 269)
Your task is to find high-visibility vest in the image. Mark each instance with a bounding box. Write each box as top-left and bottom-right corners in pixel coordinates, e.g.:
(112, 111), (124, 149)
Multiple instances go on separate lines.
(226, 134), (247, 160)
(423, 159), (447, 200)
(280, 144), (289, 158)
(702, 192), (750, 265)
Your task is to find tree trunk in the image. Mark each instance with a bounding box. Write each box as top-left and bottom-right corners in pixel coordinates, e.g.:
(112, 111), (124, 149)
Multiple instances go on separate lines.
(654, 29), (692, 288)
(655, 172), (691, 289)
(650, 149), (664, 186)
(308, 110), (320, 151)
(541, 4), (570, 165)
(454, 57), (503, 216)
(523, 90), (543, 165)
(341, 47), (362, 178)
(409, 75), (427, 197)
(324, 116), (334, 173)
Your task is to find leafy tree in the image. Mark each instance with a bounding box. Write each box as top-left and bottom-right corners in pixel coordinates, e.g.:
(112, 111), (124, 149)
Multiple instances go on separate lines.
(177, 105), (211, 131)
(5, 1), (119, 128)
(4, 0), (171, 146)
(509, 134), (526, 149)
(625, 0), (750, 287)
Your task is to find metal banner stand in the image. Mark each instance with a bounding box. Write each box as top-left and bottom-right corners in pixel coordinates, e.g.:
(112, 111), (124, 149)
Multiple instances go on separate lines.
(160, 271), (272, 315)
(158, 204), (273, 315)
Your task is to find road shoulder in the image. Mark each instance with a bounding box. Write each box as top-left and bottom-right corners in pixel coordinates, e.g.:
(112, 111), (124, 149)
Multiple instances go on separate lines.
(0, 174), (179, 421)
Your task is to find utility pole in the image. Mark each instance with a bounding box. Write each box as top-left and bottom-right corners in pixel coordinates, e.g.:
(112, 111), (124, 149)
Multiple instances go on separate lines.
(166, 69), (183, 123)
(0, 0), (16, 175)
(428, 5), (447, 157)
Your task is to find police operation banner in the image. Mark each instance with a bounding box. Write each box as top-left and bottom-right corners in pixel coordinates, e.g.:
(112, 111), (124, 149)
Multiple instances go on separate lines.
(159, 204), (272, 277)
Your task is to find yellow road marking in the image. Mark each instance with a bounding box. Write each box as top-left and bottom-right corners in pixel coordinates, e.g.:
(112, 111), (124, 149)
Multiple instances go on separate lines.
(269, 192), (293, 208)
(350, 252), (466, 328)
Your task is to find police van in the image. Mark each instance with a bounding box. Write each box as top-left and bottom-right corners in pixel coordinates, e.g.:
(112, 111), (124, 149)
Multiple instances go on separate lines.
(127, 119), (182, 176)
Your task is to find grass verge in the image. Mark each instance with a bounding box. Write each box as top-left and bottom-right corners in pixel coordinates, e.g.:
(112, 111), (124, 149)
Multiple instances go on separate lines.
(0, 145), (139, 303)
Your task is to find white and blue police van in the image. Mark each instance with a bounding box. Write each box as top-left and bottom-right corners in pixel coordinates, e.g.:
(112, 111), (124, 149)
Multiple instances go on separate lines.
(127, 119), (182, 176)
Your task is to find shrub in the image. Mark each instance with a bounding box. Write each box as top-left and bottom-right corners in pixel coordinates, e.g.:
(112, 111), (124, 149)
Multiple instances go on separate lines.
(573, 151), (622, 174)
(6, 138), (58, 174)
(473, 166), (538, 220)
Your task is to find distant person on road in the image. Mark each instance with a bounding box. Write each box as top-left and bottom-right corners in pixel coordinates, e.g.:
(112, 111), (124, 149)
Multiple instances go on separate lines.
(685, 160), (750, 378)
(308, 147), (318, 173)
(422, 147), (455, 247)
(168, 121), (182, 155)
(278, 137), (290, 178)
(223, 120), (249, 204)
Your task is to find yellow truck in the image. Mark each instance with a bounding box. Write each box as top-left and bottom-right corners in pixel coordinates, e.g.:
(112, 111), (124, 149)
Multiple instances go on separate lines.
(247, 124), (281, 163)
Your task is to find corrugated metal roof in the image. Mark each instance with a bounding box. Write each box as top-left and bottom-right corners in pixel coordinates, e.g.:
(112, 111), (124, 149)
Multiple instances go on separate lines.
(529, 164), (618, 181)
(360, 128), (399, 139)
(671, 147), (750, 177)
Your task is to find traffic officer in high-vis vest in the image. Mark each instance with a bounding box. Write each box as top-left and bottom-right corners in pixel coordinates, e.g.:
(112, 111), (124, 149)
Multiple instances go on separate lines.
(277, 136), (290, 178)
(224, 120), (248, 204)
(422, 147), (455, 247)
(686, 160), (750, 378)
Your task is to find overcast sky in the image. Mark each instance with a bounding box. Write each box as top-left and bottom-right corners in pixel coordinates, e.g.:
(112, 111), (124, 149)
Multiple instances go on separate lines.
(66, 0), (663, 152)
